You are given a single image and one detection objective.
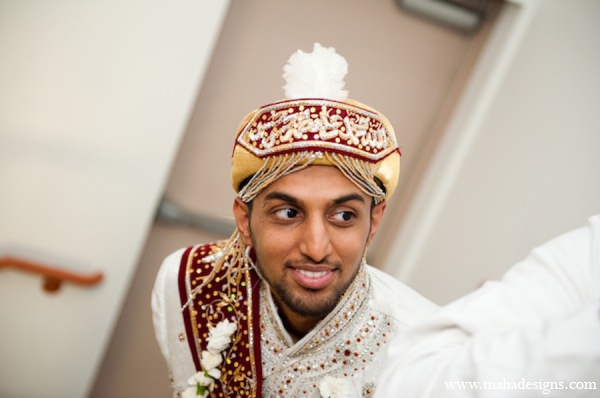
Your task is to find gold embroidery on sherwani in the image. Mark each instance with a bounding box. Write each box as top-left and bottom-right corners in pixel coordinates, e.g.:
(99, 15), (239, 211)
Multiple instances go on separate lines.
(182, 241), (261, 397)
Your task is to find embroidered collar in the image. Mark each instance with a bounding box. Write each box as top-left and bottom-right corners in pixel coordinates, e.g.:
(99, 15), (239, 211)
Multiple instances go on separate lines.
(260, 264), (369, 358)
(259, 264), (389, 397)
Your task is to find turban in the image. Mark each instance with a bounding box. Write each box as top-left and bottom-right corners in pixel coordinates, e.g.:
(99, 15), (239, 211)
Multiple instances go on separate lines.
(231, 43), (400, 204)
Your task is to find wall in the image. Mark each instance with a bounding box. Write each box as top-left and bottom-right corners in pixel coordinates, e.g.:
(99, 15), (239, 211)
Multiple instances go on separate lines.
(382, 0), (600, 304)
(0, 1), (229, 397)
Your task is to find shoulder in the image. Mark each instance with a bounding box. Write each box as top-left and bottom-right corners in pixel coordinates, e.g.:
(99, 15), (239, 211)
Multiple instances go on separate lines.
(152, 240), (231, 333)
(366, 265), (438, 327)
(154, 241), (230, 286)
(154, 247), (188, 287)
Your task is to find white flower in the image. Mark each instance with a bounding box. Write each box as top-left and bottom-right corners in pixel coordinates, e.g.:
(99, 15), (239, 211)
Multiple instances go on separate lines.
(206, 318), (237, 353)
(182, 385), (207, 398)
(185, 371), (214, 398)
(185, 319), (237, 396)
(205, 366), (222, 380)
(188, 371), (214, 389)
(201, 350), (223, 372)
(319, 376), (354, 398)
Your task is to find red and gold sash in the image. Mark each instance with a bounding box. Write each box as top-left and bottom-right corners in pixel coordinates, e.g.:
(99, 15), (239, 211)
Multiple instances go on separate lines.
(178, 241), (263, 397)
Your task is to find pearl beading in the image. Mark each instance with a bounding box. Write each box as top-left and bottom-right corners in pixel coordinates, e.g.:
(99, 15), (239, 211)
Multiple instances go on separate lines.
(236, 99), (397, 162)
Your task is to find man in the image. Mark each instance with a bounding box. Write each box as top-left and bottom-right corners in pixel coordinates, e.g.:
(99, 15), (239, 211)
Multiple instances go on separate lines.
(152, 43), (436, 398)
(375, 215), (600, 397)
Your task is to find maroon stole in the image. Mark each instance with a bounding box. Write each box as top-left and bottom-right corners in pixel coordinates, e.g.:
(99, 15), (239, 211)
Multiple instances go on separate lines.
(178, 242), (263, 397)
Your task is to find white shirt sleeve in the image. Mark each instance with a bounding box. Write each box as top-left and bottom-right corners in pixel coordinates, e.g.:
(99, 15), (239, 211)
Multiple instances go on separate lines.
(375, 215), (600, 398)
(151, 247), (196, 396)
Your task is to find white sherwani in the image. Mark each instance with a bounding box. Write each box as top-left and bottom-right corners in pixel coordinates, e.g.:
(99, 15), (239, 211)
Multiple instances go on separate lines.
(375, 215), (600, 398)
(152, 243), (437, 397)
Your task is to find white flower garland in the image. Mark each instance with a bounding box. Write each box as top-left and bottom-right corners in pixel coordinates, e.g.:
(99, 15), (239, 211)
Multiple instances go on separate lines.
(183, 319), (237, 398)
(183, 319), (355, 398)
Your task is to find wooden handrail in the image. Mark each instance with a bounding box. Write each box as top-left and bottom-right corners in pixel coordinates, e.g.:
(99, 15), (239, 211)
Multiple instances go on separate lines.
(0, 256), (103, 293)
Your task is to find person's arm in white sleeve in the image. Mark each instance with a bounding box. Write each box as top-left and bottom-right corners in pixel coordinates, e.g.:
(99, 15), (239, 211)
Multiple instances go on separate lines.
(151, 247), (189, 397)
(375, 215), (600, 397)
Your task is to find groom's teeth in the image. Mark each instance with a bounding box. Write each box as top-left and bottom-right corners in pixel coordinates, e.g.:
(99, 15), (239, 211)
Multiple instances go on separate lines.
(298, 269), (328, 278)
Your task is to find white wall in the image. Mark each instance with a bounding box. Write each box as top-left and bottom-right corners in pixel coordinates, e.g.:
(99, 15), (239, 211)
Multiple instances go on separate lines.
(383, 0), (600, 305)
(0, 1), (229, 397)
